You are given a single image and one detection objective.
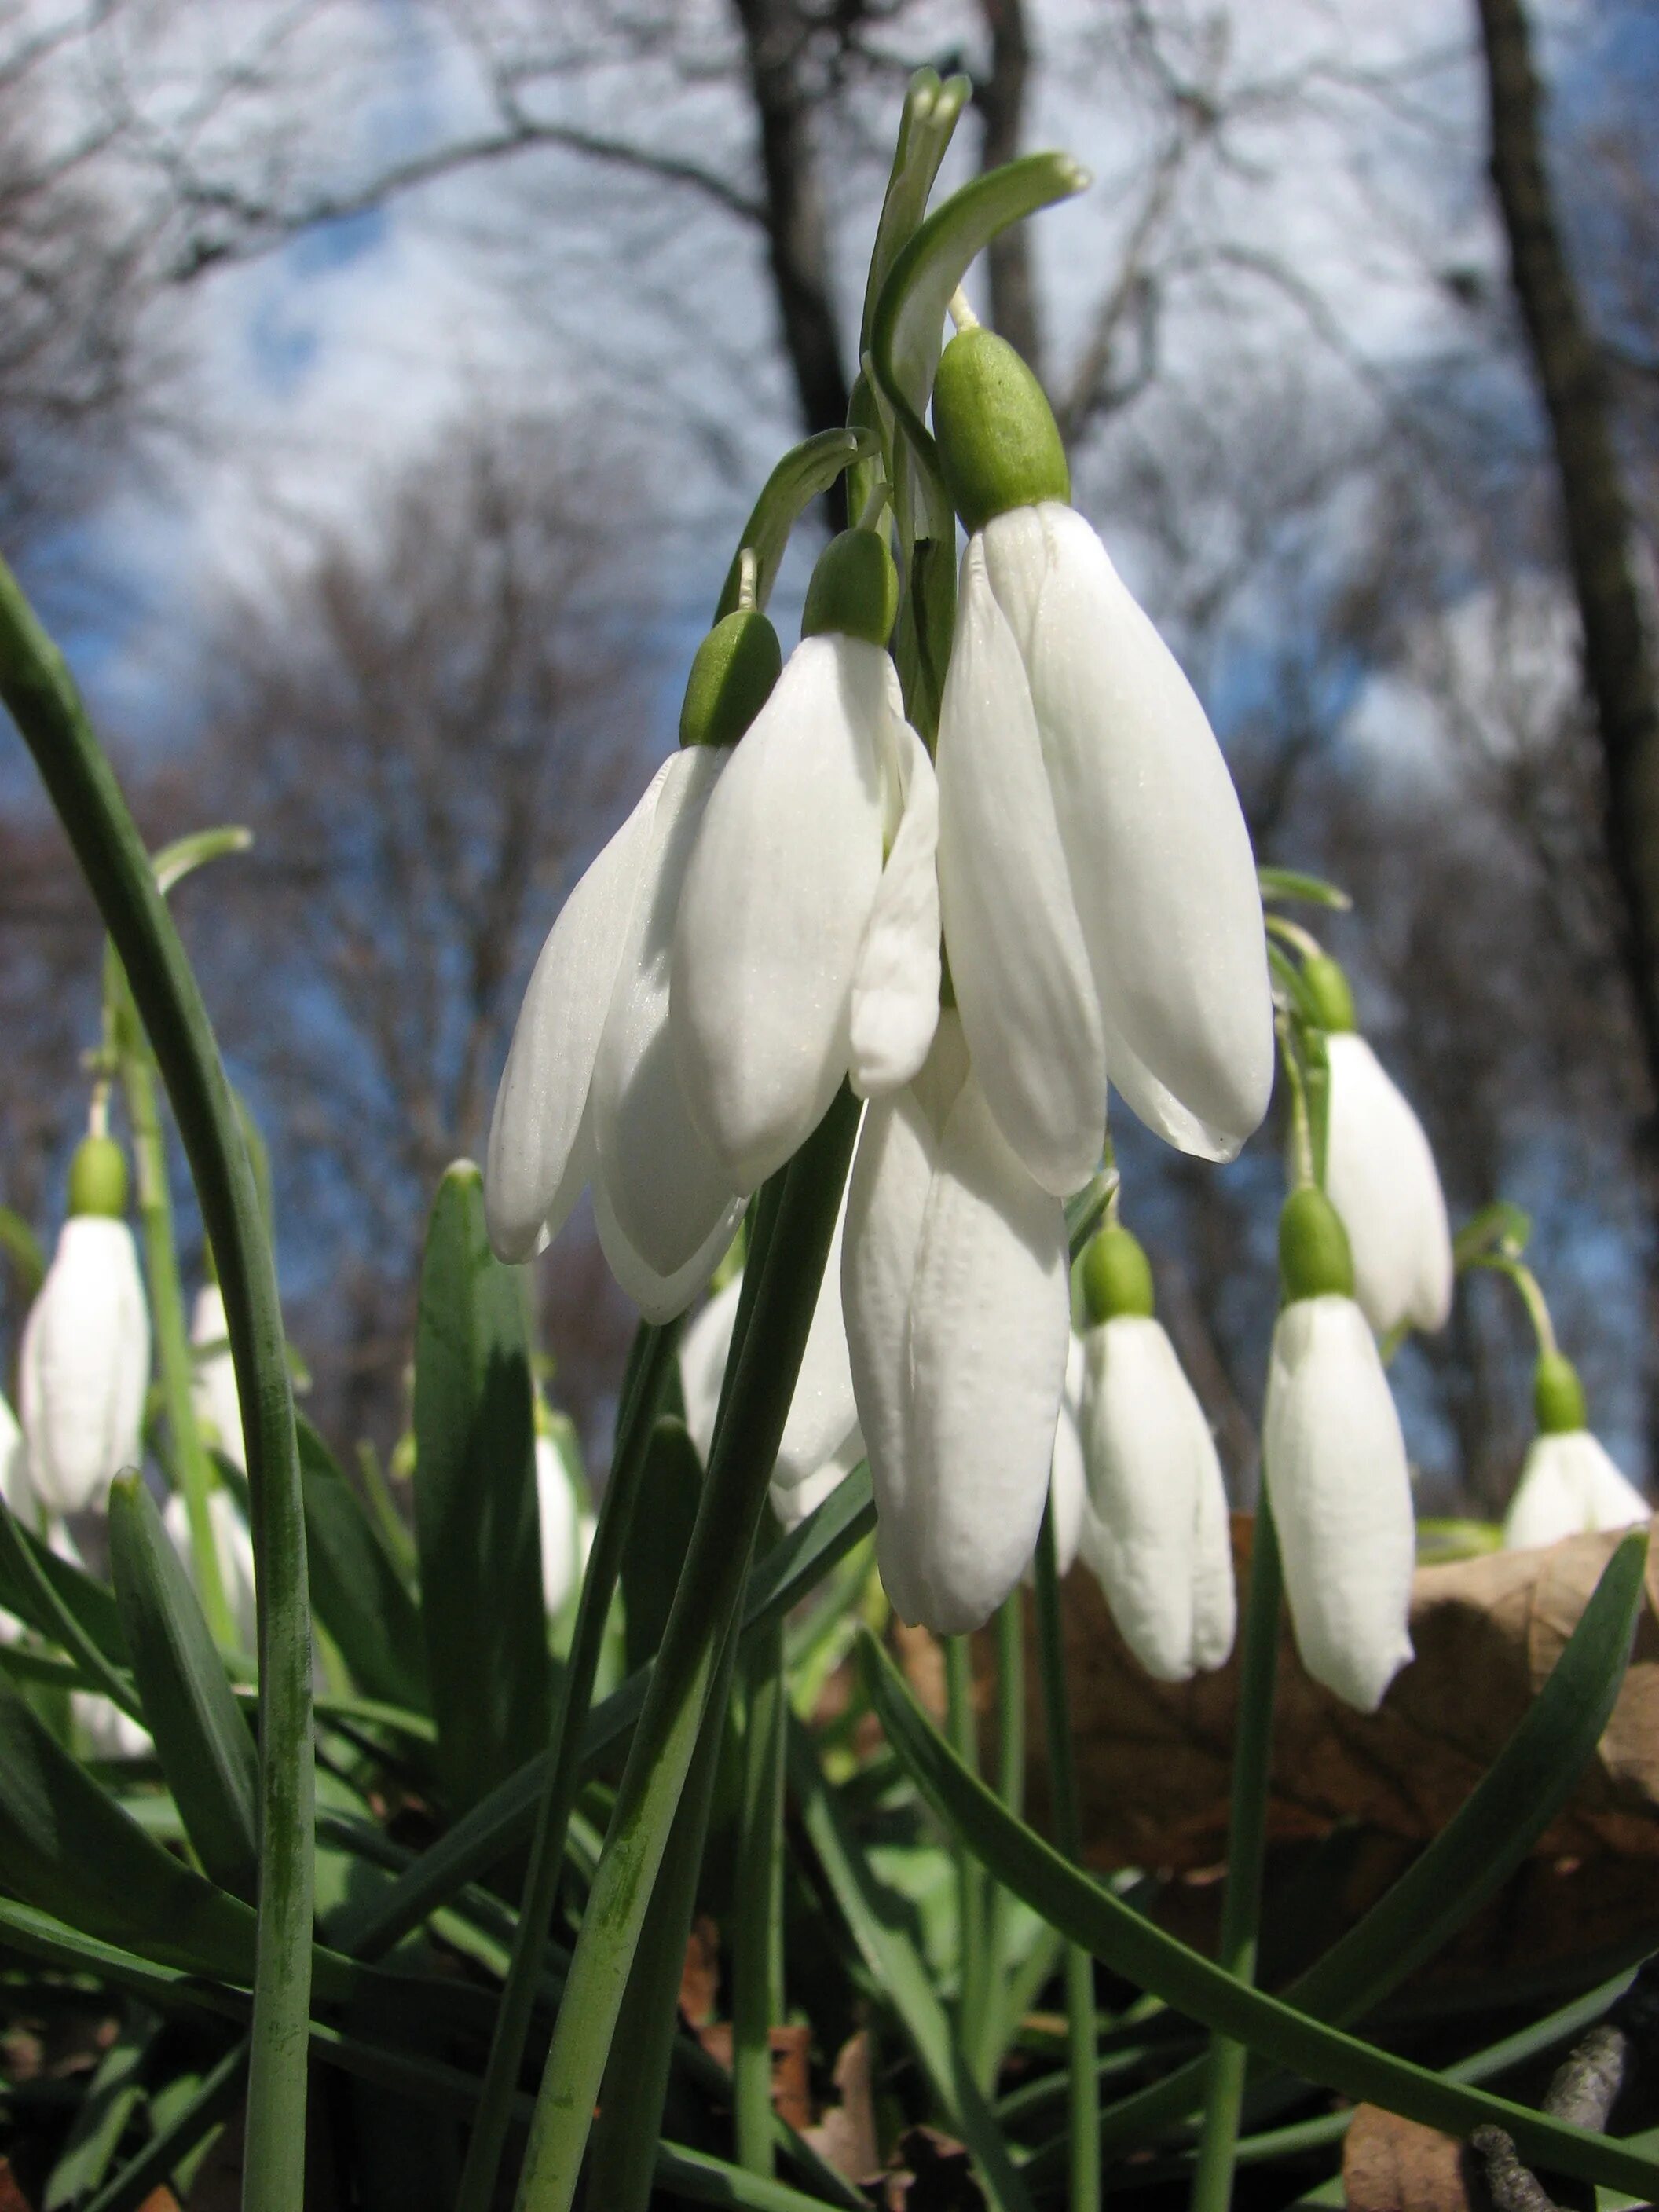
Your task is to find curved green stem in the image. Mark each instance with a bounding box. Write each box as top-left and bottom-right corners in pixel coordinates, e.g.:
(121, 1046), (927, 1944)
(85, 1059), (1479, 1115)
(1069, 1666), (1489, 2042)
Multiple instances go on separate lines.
(971, 1590), (1026, 2089)
(0, 555), (313, 2212)
(946, 1633), (987, 2039)
(1032, 1497), (1098, 2212)
(734, 1610), (787, 2174)
(516, 1086), (860, 2212)
(454, 1321), (680, 2212)
(1188, 1503), (1284, 2212)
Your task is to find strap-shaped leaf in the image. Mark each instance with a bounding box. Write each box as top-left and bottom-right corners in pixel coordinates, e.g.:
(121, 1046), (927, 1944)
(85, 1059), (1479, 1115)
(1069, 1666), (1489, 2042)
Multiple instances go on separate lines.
(862, 1599), (1659, 2205)
(413, 1161), (549, 1812)
(1022, 1522), (1651, 2166)
(298, 1416), (427, 1714)
(83, 2039), (248, 2212)
(789, 1715), (1035, 2212)
(0, 1491), (129, 1666)
(108, 1474), (258, 1899)
(43, 2001), (161, 2210)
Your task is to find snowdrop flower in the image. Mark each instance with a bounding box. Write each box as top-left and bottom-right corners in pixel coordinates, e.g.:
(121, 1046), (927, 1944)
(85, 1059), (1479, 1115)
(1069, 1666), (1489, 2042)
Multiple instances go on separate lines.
(485, 610), (784, 1319)
(1305, 956), (1452, 1337)
(190, 1280), (244, 1470)
(928, 328), (1273, 1195)
(163, 1485), (258, 1652)
(1046, 1334), (1087, 1577)
(1503, 1353), (1649, 1551)
(1074, 1225), (1235, 1680)
(20, 1137), (150, 1517)
(772, 1433), (866, 1536)
(679, 1192), (861, 1492)
(536, 1420), (585, 1614)
(672, 529), (940, 1192)
(1262, 1187), (1415, 1712)
(843, 1012), (1071, 1633)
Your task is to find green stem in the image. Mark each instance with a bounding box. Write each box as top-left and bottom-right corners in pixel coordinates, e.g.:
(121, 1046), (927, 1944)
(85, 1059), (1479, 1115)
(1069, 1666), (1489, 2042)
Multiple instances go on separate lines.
(115, 979), (235, 1649)
(516, 1086), (860, 2212)
(944, 1634), (986, 2042)
(734, 1609), (787, 2174)
(1188, 1502), (1284, 2212)
(970, 1590), (1025, 2090)
(1031, 1498), (1098, 2212)
(454, 1323), (679, 2212)
(585, 1616), (743, 2210)
(0, 555), (313, 2212)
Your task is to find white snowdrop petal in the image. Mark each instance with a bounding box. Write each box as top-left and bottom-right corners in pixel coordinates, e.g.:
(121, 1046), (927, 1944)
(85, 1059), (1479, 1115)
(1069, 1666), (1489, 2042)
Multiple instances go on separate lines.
(593, 1174), (745, 1327)
(592, 746), (741, 1281)
(0, 1392), (31, 1527)
(536, 1432), (583, 1613)
(1503, 1430), (1649, 1550)
(937, 536), (1106, 1197)
(190, 1283), (245, 1474)
(997, 503), (1273, 1163)
(771, 1434), (862, 1534)
(679, 1276), (741, 1465)
(850, 715), (941, 1098)
(673, 636), (889, 1192)
(775, 1190), (862, 1489)
(1049, 1375), (1087, 1577)
(1264, 1295), (1415, 1712)
(1324, 1035), (1453, 1335)
(164, 1487), (258, 1654)
(1079, 1316), (1234, 1680)
(485, 758), (672, 1263)
(888, 1069), (1071, 1634)
(20, 1218), (151, 1516)
(73, 1693), (152, 1760)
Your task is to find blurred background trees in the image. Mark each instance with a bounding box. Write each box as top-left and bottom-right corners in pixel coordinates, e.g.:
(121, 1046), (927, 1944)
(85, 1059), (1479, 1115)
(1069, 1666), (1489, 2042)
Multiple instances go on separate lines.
(0, 0), (1654, 1506)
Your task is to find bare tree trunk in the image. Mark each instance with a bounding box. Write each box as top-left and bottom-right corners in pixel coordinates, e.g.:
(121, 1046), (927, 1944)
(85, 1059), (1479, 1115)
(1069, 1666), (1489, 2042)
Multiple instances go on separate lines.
(975, 0), (1042, 374)
(1476, 0), (1659, 1119)
(1475, 0), (1659, 1471)
(728, 0), (851, 456)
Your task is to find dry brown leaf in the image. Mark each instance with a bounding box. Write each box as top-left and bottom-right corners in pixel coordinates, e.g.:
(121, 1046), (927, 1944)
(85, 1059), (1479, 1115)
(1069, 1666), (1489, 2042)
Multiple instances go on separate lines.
(1342, 2104), (1477, 2212)
(679, 1914), (720, 2027)
(693, 2023), (811, 2131)
(803, 2030), (881, 2183)
(1016, 1515), (1659, 1874)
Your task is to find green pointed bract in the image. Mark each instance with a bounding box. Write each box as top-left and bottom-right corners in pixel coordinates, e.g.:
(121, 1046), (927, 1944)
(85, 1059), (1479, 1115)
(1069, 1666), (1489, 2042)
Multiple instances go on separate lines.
(68, 1133), (128, 1218)
(802, 528), (901, 647)
(1278, 1185), (1355, 1303)
(932, 327), (1070, 533)
(678, 610), (782, 750)
(1301, 954), (1357, 1035)
(1080, 1224), (1155, 1325)
(1533, 1351), (1588, 1437)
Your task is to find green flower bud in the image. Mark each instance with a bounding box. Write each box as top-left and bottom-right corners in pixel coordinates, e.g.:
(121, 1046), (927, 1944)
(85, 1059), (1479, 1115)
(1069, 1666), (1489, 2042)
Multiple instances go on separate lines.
(68, 1133), (129, 1218)
(931, 327), (1071, 533)
(1080, 1224), (1155, 1326)
(1533, 1351), (1588, 1436)
(801, 528), (900, 647)
(1278, 1185), (1355, 1303)
(679, 608), (783, 749)
(1301, 954), (1357, 1035)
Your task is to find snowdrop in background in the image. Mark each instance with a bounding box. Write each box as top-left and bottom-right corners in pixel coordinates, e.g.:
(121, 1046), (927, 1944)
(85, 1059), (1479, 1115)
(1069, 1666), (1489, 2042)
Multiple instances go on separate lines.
(1504, 1350), (1650, 1549)
(189, 1276), (244, 1471)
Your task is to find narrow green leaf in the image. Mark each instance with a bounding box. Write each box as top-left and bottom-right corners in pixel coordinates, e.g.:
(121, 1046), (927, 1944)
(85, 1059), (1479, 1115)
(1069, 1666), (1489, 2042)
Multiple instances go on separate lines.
(298, 1416), (428, 1714)
(1256, 865), (1352, 911)
(789, 1716), (1036, 2212)
(621, 1416), (702, 1674)
(0, 1489), (141, 1718)
(108, 1474), (259, 1899)
(862, 1624), (1659, 2204)
(81, 2041), (248, 2212)
(412, 1161), (549, 1812)
(713, 430), (882, 621)
(150, 826), (251, 896)
(44, 2003), (160, 2209)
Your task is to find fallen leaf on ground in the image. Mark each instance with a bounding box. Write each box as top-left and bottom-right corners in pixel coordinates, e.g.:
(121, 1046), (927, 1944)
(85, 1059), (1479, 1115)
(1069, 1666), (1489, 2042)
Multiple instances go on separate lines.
(1342, 2104), (1475, 2212)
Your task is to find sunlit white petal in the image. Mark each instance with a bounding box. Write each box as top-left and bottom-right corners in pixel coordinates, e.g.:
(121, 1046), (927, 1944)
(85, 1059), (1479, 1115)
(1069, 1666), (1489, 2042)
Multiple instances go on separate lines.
(164, 1486), (258, 1651)
(1047, 1333), (1087, 1577)
(536, 1430), (583, 1613)
(0, 1391), (32, 1527)
(849, 712), (941, 1098)
(771, 1432), (863, 1535)
(485, 758), (672, 1262)
(1503, 1429), (1649, 1551)
(190, 1284), (245, 1473)
(1324, 1034), (1453, 1335)
(593, 1174), (744, 1327)
(1263, 1295), (1414, 1712)
(20, 1217), (150, 1516)
(938, 537), (1104, 1196)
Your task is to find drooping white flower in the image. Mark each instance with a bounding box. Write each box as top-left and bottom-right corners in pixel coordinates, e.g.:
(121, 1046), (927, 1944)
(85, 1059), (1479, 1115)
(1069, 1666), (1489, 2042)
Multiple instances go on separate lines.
(679, 1191), (861, 1492)
(190, 1282), (245, 1471)
(163, 1485), (258, 1652)
(842, 1012), (1071, 1634)
(485, 744), (745, 1321)
(1502, 1352), (1649, 1551)
(536, 1423), (584, 1614)
(928, 331), (1273, 1193)
(672, 531), (940, 1193)
(1073, 1225), (1235, 1680)
(1312, 970), (1452, 1336)
(1262, 1188), (1415, 1712)
(20, 1141), (151, 1518)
